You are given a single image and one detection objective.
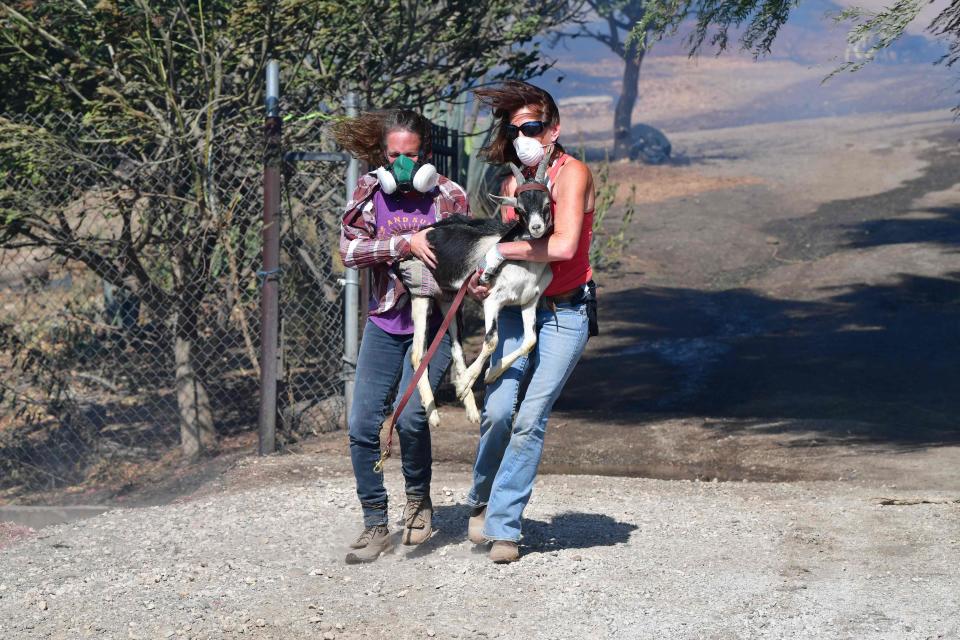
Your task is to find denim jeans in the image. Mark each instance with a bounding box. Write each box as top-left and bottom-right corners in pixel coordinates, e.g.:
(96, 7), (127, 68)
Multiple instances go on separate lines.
(466, 301), (590, 541)
(349, 320), (452, 527)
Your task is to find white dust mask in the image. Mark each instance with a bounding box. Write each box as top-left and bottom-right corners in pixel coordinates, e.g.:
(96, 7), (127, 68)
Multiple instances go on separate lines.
(513, 135), (545, 167)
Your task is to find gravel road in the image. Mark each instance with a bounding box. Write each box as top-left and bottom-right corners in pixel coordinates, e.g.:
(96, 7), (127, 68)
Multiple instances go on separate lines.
(2, 453), (958, 640)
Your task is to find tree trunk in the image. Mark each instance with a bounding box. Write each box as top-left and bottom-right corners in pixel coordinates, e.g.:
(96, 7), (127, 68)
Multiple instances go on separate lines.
(174, 311), (216, 457)
(613, 39), (646, 161)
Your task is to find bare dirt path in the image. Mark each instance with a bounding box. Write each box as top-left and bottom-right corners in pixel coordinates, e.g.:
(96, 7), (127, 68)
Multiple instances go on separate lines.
(1, 452), (958, 640)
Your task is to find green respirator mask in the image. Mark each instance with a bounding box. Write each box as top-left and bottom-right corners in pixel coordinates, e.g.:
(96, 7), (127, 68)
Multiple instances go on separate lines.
(375, 154), (439, 195)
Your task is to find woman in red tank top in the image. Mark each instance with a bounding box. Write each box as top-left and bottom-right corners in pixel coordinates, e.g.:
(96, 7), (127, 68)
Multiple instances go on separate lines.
(464, 81), (597, 563)
(498, 150), (596, 296)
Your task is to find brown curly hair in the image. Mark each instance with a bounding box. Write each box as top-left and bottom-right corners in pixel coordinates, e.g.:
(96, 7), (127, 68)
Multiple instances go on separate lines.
(474, 80), (561, 166)
(333, 109), (433, 167)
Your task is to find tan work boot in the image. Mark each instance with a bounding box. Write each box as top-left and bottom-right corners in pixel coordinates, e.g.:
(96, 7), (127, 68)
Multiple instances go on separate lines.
(344, 525), (393, 564)
(401, 495), (433, 545)
(349, 524), (378, 549)
(489, 540), (520, 564)
(468, 506), (486, 544)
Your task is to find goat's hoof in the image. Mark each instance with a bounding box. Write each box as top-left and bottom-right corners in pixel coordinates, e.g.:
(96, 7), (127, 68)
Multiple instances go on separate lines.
(428, 410), (441, 428)
(484, 368), (502, 385)
(465, 404), (481, 424)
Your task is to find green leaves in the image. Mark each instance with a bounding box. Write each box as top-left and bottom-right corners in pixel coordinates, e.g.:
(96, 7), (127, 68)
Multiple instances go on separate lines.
(637, 0), (799, 58)
(831, 0), (925, 74)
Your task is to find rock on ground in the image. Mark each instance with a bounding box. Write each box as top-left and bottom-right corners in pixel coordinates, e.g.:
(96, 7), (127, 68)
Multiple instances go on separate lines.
(629, 124), (672, 164)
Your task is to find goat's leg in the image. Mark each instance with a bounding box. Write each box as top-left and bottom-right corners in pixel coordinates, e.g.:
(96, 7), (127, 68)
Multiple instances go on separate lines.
(457, 296), (503, 401)
(410, 296), (440, 428)
(484, 297), (538, 384)
(440, 298), (480, 424)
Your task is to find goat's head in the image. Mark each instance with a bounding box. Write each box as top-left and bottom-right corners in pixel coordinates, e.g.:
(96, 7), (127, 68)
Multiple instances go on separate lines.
(489, 152), (553, 239)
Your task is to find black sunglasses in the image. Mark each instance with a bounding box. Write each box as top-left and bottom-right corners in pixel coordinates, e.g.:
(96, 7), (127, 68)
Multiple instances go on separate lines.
(504, 120), (545, 140)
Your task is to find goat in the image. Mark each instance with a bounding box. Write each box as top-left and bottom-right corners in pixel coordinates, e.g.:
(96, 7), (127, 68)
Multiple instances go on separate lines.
(405, 152), (554, 428)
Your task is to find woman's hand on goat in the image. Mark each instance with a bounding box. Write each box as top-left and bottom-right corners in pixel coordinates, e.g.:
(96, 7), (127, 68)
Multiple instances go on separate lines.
(467, 271), (491, 300)
(409, 230), (437, 269)
(477, 244), (505, 284)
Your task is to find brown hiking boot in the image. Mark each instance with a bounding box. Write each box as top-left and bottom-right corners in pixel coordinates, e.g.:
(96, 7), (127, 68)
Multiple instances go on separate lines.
(489, 540), (520, 564)
(349, 524), (379, 549)
(468, 506), (486, 544)
(401, 495), (433, 545)
(344, 525), (393, 564)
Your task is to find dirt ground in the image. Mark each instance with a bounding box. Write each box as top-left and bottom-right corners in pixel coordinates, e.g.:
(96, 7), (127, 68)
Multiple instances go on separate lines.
(2, 452), (959, 639)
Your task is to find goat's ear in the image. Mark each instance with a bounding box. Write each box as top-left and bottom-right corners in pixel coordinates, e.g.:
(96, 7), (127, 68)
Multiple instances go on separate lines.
(488, 194), (519, 209)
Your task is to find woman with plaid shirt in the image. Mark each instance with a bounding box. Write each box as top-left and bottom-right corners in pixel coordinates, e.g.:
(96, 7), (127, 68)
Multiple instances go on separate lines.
(334, 110), (470, 564)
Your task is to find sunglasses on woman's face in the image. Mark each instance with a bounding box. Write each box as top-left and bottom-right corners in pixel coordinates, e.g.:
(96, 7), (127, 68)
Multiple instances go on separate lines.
(504, 120), (545, 139)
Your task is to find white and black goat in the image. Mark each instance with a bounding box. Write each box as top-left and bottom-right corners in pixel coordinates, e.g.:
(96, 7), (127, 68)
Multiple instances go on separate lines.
(407, 152), (554, 428)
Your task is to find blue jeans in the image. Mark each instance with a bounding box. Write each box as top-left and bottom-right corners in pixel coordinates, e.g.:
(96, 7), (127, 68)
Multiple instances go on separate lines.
(466, 302), (590, 541)
(349, 320), (452, 527)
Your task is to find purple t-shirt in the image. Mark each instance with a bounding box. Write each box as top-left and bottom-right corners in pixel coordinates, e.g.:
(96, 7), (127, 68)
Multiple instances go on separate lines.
(369, 189), (441, 335)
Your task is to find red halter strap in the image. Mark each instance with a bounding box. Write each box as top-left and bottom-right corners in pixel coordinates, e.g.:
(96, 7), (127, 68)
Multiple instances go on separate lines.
(514, 181), (552, 203)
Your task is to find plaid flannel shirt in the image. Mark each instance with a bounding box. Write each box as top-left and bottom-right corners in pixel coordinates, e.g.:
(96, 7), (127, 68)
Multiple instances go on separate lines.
(339, 172), (470, 316)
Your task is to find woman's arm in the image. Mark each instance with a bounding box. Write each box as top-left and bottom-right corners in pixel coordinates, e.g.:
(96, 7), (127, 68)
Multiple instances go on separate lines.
(497, 160), (592, 263)
(339, 206), (410, 269)
(341, 221), (436, 269)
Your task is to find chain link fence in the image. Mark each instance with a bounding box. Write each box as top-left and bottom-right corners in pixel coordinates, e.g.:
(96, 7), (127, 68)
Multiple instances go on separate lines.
(0, 108), (466, 500)
(274, 149), (349, 445)
(0, 111), (349, 499)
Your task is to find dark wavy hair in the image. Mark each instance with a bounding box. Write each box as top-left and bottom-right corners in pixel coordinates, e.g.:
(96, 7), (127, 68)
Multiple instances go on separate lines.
(333, 109), (432, 166)
(474, 80), (562, 166)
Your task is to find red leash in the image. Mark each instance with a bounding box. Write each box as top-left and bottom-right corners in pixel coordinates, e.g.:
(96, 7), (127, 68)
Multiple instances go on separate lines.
(374, 276), (474, 473)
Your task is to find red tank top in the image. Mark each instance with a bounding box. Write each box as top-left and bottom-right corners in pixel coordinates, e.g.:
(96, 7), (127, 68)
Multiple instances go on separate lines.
(502, 153), (594, 296)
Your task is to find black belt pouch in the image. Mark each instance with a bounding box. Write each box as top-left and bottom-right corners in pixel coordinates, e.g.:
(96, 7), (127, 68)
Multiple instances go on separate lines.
(578, 280), (599, 337)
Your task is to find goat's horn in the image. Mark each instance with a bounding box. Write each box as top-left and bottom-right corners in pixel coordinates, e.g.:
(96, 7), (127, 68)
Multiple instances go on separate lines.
(508, 162), (525, 185)
(535, 145), (552, 182)
(488, 193), (519, 209)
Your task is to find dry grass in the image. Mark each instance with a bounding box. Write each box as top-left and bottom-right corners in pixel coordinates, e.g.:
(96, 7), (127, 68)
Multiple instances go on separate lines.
(561, 56), (821, 138)
(599, 161), (765, 205)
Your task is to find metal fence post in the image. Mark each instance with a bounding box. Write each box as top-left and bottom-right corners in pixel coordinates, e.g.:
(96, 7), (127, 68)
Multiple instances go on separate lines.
(343, 92), (360, 428)
(451, 128), (460, 185)
(259, 60), (281, 455)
